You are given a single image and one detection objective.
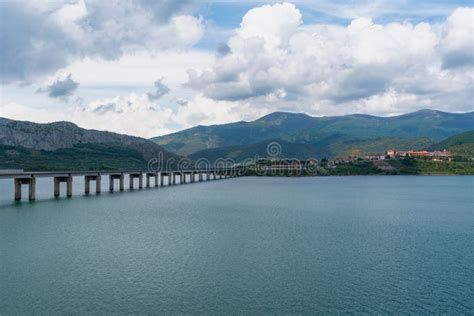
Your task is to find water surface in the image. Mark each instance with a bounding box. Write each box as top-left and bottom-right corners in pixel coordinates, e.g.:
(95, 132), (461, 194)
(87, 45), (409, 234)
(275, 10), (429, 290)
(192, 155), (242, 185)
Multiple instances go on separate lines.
(1, 176), (473, 314)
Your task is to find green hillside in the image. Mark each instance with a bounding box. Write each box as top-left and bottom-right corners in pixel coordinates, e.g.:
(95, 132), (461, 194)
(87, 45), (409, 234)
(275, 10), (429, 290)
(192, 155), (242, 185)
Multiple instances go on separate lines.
(188, 140), (320, 163)
(151, 110), (474, 156)
(188, 137), (436, 162)
(427, 130), (474, 158)
(0, 143), (155, 171)
(328, 137), (434, 158)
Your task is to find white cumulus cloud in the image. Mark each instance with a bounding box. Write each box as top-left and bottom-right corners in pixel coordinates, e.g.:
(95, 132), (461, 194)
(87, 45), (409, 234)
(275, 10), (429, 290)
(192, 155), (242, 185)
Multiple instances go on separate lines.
(186, 3), (474, 115)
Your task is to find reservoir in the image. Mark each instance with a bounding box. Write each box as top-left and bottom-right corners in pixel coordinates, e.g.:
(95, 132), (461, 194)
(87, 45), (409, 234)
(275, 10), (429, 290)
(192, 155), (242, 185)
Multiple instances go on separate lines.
(1, 176), (473, 313)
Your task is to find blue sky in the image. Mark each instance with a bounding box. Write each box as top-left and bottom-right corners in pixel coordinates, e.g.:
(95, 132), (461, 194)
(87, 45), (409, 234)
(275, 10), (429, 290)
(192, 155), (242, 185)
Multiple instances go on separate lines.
(0, 0), (473, 137)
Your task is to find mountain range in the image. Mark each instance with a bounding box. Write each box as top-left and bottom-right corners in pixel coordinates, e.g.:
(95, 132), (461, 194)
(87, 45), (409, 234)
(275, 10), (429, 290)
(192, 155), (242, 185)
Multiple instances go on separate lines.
(1, 109), (473, 170)
(151, 109), (474, 161)
(0, 118), (179, 171)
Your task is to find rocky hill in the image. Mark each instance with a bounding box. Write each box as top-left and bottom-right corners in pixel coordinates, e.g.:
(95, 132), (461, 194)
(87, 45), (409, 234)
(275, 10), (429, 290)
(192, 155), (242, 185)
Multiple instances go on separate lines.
(0, 118), (180, 171)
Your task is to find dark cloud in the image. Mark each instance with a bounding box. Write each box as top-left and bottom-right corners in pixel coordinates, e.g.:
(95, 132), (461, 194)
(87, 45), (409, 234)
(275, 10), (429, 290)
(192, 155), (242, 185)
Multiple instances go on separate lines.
(0, 0), (200, 84)
(37, 74), (79, 99)
(0, 1), (76, 83)
(332, 66), (392, 102)
(93, 102), (122, 114)
(176, 98), (188, 106)
(216, 43), (231, 57)
(136, 0), (194, 23)
(442, 51), (474, 69)
(147, 78), (170, 100)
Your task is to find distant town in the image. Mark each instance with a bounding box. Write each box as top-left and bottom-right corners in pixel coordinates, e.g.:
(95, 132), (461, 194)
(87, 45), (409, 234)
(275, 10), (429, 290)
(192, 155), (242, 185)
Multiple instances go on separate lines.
(248, 147), (473, 176)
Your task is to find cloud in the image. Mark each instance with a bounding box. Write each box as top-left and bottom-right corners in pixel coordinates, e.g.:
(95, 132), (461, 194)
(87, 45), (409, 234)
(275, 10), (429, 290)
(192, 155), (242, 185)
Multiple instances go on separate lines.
(38, 73), (79, 99)
(176, 98), (189, 106)
(147, 77), (170, 100)
(186, 3), (474, 115)
(0, 93), (175, 137)
(216, 43), (231, 56)
(0, 1), (77, 83)
(440, 7), (474, 69)
(0, 0), (203, 83)
(92, 102), (121, 114)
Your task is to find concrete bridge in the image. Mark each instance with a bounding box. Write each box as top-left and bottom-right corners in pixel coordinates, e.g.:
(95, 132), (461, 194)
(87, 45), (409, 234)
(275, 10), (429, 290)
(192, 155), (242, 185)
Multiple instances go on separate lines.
(0, 169), (241, 201)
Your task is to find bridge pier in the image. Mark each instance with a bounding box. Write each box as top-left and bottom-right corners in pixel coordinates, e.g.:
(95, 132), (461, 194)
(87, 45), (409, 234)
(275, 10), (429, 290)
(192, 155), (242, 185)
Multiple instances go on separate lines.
(109, 174), (124, 192)
(14, 176), (36, 201)
(54, 175), (73, 197)
(129, 173), (143, 189)
(5, 168), (242, 202)
(85, 174), (101, 194)
(146, 173), (158, 188)
(160, 172), (166, 186)
(184, 171), (194, 184)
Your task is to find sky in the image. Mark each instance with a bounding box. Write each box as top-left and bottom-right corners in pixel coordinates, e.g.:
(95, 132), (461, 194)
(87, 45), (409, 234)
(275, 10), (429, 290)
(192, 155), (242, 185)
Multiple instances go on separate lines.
(0, 0), (473, 138)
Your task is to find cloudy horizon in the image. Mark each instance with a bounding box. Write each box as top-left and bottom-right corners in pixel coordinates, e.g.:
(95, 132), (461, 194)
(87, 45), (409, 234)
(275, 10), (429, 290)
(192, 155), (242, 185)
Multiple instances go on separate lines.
(1, 0), (473, 138)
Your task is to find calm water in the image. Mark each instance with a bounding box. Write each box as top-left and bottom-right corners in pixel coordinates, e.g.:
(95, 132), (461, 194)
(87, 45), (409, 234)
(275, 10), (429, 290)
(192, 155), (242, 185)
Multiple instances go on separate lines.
(0, 176), (473, 314)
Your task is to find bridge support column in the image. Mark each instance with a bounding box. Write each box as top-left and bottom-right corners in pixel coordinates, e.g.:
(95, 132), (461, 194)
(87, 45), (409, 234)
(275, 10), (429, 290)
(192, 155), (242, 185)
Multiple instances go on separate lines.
(96, 175), (101, 193)
(191, 172), (195, 183)
(54, 175), (72, 197)
(155, 173), (159, 187)
(66, 176), (73, 197)
(85, 175), (101, 194)
(181, 173), (185, 184)
(171, 172), (176, 185)
(85, 177), (90, 194)
(14, 179), (21, 201)
(160, 173), (166, 186)
(129, 173), (143, 189)
(14, 177), (36, 201)
(54, 178), (60, 197)
(29, 176), (36, 200)
(109, 174), (124, 192)
(146, 173), (158, 188)
(109, 175), (114, 192)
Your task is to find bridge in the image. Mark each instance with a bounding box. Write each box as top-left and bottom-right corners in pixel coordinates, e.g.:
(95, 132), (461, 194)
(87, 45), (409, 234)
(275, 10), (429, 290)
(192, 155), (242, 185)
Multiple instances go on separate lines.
(0, 168), (242, 201)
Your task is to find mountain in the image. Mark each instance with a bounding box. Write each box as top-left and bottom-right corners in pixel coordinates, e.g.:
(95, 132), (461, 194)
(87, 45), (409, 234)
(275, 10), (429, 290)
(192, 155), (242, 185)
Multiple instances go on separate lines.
(0, 118), (180, 171)
(188, 140), (320, 163)
(188, 137), (436, 163)
(427, 130), (474, 158)
(151, 110), (474, 157)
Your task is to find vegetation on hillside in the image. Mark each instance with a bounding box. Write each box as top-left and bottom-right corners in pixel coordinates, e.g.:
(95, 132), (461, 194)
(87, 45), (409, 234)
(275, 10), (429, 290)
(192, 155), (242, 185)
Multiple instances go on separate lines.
(151, 110), (474, 156)
(427, 130), (474, 159)
(188, 137), (436, 162)
(0, 144), (151, 171)
(245, 159), (474, 176)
